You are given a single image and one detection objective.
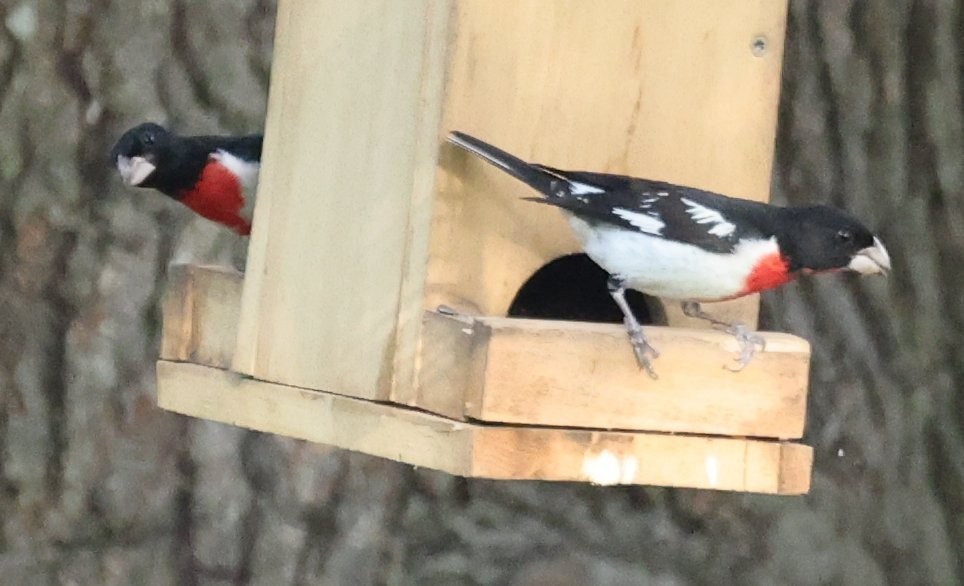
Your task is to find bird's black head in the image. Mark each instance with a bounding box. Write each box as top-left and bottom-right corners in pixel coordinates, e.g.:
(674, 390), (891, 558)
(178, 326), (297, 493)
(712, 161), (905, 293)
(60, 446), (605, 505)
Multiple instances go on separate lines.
(778, 205), (890, 275)
(110, 122), (184, 192)
(110, 122), (173, 189)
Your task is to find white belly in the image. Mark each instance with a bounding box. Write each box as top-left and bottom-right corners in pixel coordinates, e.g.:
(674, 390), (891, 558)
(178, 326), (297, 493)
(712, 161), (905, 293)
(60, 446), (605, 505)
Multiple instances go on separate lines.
(568, 217), (777, 301)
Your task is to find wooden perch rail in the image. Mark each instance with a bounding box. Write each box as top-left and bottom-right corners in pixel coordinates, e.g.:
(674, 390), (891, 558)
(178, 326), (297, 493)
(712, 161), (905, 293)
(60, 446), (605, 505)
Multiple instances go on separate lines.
(158, 361), (812, 493)
(157, 265), (812, 494)
(412, 312), (810, 437)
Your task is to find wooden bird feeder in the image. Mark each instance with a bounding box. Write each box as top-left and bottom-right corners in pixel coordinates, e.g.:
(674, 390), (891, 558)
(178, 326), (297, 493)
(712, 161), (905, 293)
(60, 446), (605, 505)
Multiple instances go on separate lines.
(157, 0), (813, 493)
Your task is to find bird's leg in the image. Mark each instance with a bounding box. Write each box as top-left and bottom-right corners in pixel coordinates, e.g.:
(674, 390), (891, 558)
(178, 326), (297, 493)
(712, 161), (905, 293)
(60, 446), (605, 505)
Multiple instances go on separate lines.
(681, 301), (766, 371)
(607, 276), (659, 378)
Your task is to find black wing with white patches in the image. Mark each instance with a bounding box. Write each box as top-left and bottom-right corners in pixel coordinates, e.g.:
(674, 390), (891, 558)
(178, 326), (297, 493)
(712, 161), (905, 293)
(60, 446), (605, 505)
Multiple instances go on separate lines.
(526, 166), (765, 254)
(446, 132), (769, 254)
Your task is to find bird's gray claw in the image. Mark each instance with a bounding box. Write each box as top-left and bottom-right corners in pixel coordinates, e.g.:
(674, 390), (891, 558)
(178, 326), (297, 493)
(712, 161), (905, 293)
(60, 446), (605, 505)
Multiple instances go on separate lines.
(723, 325), (766, 372)
(626, 323), (660, 379)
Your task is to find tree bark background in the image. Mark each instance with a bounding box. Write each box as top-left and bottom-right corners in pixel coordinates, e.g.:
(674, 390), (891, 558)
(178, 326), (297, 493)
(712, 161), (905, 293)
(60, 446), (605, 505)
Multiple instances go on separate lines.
(0, 1), (960, 585)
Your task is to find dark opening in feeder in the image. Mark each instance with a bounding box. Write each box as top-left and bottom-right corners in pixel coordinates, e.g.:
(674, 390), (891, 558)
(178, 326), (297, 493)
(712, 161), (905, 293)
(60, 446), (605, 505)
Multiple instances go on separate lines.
(508, 253), (659, 325)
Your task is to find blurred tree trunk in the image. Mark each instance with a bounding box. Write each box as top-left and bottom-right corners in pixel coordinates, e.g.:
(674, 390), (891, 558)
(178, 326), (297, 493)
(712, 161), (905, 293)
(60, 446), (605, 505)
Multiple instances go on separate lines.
(0, 1), (960, 585)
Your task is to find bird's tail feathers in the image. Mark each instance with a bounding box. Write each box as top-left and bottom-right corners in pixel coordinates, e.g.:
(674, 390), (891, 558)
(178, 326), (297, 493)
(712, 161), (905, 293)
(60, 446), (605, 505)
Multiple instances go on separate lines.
(446, 131), (555, 195)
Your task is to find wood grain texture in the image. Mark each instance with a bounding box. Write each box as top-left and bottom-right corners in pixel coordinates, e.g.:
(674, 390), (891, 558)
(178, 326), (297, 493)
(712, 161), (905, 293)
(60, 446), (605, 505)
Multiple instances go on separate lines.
(160, 264), (243, 369)
(158, 360), (811, 494)
(394, 310), (490, 419)
(233, 0), (455, 398)
(408, 312), (809, 438)
(428, 0), (789, 328)
(473, 316), (810, 438)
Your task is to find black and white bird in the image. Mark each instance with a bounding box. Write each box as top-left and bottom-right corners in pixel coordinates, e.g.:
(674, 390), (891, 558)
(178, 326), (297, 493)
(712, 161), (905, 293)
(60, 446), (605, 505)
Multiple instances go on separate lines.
(447, 131), (891, 377)
(110, 122), (262, 235)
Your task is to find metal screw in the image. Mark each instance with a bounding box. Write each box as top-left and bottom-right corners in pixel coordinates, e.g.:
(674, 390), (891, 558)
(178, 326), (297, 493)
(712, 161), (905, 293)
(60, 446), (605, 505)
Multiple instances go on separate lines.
(751, 36), (768, 57)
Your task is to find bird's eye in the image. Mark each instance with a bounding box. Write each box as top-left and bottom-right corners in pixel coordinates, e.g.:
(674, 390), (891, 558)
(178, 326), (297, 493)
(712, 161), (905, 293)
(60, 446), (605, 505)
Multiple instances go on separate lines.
(836, 229), (853, 243)
(142, 133), (155, 146)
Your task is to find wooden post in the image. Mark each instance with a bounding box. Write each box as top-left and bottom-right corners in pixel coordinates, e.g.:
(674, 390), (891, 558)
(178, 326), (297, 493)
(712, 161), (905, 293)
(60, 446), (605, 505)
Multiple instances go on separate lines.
(233, 0), (454, 397)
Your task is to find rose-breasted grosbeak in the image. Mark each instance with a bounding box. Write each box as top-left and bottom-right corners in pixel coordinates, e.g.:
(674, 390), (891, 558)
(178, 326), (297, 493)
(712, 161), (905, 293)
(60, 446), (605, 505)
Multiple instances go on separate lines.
(447, 131), (891, 377)
(110, 123), (262, 235)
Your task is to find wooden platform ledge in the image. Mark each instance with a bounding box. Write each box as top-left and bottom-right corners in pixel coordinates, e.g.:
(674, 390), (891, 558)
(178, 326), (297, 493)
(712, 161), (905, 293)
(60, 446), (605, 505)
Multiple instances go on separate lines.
(157, 265), (813, 494)
(158, 361), (811, 493)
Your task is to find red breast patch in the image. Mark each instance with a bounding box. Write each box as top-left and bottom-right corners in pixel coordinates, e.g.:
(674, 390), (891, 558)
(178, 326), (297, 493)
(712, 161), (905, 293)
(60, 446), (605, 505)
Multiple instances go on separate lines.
(178, 161), (251, 235)
(740, 251), (793, 295)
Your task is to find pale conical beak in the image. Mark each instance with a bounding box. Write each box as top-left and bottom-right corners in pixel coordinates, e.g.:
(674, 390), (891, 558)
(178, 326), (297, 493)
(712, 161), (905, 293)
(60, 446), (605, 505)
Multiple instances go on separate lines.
(848, 236), (891, 275)
(116, 155), (156, 187)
